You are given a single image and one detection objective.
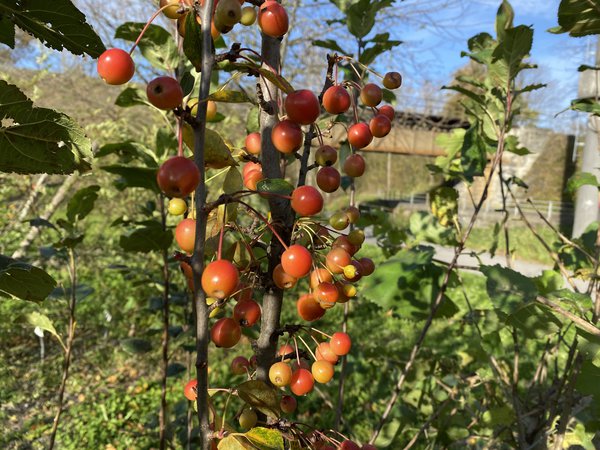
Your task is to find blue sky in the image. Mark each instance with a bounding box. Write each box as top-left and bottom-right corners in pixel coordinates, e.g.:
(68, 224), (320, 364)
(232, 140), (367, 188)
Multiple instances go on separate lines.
(391, 0), (591, 127)
(6, 0), (589, 130)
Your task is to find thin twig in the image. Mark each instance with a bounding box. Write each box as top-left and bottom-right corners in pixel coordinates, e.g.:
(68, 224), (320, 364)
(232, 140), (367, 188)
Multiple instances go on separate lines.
(526, 198), (596, 263)
(536, 295), (600, 337)
(158, 195), (171, 450)
(498, 162), (512, 268)
(506, 187), (580, 292)
(402, 398), (451, 450)
(48, 248), (77, 449)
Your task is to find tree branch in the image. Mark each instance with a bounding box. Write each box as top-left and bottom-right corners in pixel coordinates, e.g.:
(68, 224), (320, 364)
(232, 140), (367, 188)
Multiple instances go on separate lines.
(191, 1), (216, 449)
(255, 27), (294, 383)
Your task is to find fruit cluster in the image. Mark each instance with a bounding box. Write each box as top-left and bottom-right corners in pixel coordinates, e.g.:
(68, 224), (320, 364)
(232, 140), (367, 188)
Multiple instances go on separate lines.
(97, 0), (291, 86)
(97, 2), (401, 447)
(268, 331), (351, 396)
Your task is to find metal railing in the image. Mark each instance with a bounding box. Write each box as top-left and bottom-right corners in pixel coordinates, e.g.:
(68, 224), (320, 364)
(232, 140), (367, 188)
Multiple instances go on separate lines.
(360, 192), (575, 227)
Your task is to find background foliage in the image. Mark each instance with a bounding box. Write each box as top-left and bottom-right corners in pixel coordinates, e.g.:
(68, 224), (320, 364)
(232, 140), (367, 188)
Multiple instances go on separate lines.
(1, 0), (600, 449)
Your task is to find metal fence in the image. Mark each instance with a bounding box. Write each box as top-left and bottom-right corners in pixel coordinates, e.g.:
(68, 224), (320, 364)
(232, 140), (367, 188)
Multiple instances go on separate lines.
(363, 192), (575, 228)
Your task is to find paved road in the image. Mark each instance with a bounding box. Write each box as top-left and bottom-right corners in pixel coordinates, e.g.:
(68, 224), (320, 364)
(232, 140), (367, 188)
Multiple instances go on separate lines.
(430, 244), (547, 277)
(429, 244), (589, 292)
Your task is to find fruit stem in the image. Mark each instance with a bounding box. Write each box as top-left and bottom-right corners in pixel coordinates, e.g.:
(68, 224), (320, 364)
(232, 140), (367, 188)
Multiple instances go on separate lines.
(239, 47), (279, 75)
(177, 117), (184, 157)
(310, 327), (333, 339)
(339, 56), (366, 81)
(296, 335), (317, 361)
(217, 204), (227, 260)
(129, 4), (175, 55)
(353, 58), (385, 79)
(313, 123), (325, 147)
(236, 199), (289, 250)
(334, 60), (338, 85)
(349, 87), (360, 126)
(307, 330), (321, 346)
(219, 390), (234, 436)
(293, 336), (301, 364)
(232, 222), (259, 266)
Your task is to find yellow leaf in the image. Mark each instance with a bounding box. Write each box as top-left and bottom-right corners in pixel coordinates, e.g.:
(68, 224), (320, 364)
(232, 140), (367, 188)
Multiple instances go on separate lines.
(182, 124), (237, 169)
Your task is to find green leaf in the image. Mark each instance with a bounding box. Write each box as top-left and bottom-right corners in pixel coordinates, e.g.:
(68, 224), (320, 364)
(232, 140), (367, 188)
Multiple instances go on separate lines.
(121, 338), (152, 354)
(460, 126), (488, 182)
(480, 265), (537, 317)
(166, 362), (186, 377)
(442, 85), (486, 106)
(119, 221), (173, 253)
(430, 186), (458, 227)
(312, 39), (349, 55)
(507, 302), (562, 339)
(347, 0), (374, 38)
(97, 141), (158, 166)
(565, 172), (599, 197)
(115, 87), (148, 108)
(183, 12), (202, 71)
(54, 234), (85, 249)
(0, 80), (93, 174)
(578, 329), (600, 367)
(570, 98), (600, 116)
(346, 0), (391, 38)
(101, 165), (159, 192)
(408, 211), (457, 246)
(0, 254), (56, 302)
(495, 0), (514, 40)
(381, 88), (396, 105)
(209, 112), (226, 123)
(244, 427), (284, 450)
(155, 129), (176, 161)
(576, 360), (600, 399)
(467, 32), (495, 56)
(0, 13), (15, 47)
(236, 380), (280, 418)
(551, 0), (600, 37)
(0, 0), (105, 57)
(223, 166), (243, 194)
(534, 270), (564, 295)
(180, 71), (196, 96)
(246, 106), (259, 134)
(504, 135), (531, 155)
(218, 435), (253, 450)
(361, 247), (458, 319)
(25, 311), (63, 345)
(360, 39), (402, 66)
(219, 62), (294, 94)
(492, 25), (533, 79)
(515, 83), (546, 97)
(256, 178), (294, 196)
(67, 185), (100, 222)
(115, 22), (177, 71)
(482, 405), (514, 426)
(48, 284), (94, 302)
(209, 89), (253, 103)
(29, 218), (57, 230)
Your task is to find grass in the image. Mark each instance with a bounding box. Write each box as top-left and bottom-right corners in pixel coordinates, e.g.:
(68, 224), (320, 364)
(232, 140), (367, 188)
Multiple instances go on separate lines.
(466, 224), (560, 265)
